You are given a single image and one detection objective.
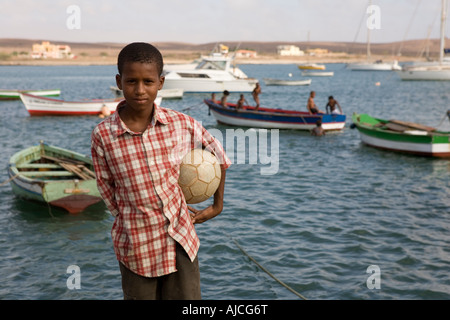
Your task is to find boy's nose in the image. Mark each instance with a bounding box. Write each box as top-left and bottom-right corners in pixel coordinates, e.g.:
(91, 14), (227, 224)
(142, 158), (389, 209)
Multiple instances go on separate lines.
(135, 82), (145, 95)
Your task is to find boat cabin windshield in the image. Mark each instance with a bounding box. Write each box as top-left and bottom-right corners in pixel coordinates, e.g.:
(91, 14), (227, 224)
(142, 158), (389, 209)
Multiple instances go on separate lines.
(196, 59), (229, 71)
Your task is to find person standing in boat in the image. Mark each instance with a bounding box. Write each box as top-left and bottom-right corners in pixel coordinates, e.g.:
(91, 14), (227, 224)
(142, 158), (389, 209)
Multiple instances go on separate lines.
(307, 91), (323, 114)
(325, 96), (343, 115)
(252, 82), (261, 109)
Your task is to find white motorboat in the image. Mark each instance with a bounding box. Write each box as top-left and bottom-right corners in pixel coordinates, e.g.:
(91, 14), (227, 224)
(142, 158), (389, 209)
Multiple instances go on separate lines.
(396, 0), (450, 80)
(162, 53), (258, 93)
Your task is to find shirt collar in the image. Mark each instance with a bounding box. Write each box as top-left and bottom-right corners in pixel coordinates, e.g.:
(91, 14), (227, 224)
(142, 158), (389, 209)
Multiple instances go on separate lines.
(112, 100), (169, 138)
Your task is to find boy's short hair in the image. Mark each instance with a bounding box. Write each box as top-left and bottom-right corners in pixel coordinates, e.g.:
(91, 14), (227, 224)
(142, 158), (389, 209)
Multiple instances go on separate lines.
(117, 42), (164, 76)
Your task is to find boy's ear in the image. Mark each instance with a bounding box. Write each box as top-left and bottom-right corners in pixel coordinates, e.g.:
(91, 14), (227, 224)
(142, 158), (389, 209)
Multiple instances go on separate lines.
(115, 74), (122, 90)
(158, 75), (165, 90)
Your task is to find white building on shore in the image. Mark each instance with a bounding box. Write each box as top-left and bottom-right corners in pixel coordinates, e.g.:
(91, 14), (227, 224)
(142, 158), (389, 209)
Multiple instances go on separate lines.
(31, 41), (73, 59)
(277, 45), (304, 56)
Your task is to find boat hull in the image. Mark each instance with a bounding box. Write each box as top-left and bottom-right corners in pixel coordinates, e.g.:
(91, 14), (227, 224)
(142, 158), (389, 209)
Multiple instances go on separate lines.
(263, 78), (311, 86)
(0, 89), (61, 100)
(298, 64), (326, 70)
(301, 71), (334, 77)
(20, 93), (122, 116)
(20, 93), (162, 116)
(205, 100), (346, 131)
(8, 143), (102, 213)
(163, 77), (258, 93)
(395, 69), (450, 81)
(352, 113), (450, 157)
(347, 62), (400, 71)
(110, 86), (183, 99)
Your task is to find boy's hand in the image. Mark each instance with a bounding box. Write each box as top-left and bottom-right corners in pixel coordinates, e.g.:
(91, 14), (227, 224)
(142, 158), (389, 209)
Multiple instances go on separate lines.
(188, 204), (222, 224)
(188, 168), (226, 224)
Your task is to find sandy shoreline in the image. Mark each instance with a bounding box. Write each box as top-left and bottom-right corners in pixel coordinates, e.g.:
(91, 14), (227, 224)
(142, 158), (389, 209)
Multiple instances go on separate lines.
(0, 53), (421, 67)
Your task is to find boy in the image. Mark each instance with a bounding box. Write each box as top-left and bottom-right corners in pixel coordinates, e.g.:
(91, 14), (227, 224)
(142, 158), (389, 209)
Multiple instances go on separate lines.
(325, 96), (343, 115)
(236, 94), (248, 109)
(311, 119), (325, 136)
(252, 82), (261, 109)
(306, 91), (323, 114)
(220, 90), (230, 107)
(91, 42), (230, 300)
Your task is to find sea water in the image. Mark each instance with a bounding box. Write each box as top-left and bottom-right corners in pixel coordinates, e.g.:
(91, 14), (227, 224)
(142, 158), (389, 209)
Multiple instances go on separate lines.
(0, 64), (449, 300)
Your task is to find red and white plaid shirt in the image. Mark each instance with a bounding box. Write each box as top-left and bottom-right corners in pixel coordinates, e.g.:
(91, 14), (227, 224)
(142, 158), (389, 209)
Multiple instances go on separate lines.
(91, 101), (230, 277)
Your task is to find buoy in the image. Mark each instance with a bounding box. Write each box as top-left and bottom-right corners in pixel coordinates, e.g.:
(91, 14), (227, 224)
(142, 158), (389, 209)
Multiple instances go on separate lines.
(375, 82), (381, 86)
(288, 73), (293, 77)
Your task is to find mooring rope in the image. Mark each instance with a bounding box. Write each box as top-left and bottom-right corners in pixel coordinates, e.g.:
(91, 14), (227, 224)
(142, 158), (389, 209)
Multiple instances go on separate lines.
(181, 102), (205, 112)
(0, 173), (19, 187)
(435, 110), (450, 128)
(231, 237), (308, 300)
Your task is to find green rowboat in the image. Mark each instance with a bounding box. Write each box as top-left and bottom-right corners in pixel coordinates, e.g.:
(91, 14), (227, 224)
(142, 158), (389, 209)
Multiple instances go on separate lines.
(0, 89), (61, 100)
(8, 142), (102, 213)
(351, 113), (450, 157)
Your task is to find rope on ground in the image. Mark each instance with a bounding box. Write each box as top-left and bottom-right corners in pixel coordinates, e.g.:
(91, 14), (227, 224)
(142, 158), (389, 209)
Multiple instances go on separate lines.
(0, 173), (19, 187)
(231, 237), (308, 300)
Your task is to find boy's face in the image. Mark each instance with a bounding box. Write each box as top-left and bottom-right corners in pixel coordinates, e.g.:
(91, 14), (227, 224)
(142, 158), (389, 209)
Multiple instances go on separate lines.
(116, 61), (164, 110)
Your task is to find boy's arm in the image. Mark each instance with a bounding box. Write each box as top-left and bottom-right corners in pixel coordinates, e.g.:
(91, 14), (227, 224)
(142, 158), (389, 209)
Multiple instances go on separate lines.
(188, 119), (231, 224)
(91, 132), (120, 217)
(189, 168), (226, 224)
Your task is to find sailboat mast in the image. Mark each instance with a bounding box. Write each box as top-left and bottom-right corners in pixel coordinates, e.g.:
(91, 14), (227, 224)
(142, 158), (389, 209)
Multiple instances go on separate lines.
(367, 0), (372, 60)
(440, 0), (447, 64)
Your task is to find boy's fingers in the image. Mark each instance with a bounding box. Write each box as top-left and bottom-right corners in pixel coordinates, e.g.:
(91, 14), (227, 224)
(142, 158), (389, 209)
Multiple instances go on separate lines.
(188, 206), (199, 214)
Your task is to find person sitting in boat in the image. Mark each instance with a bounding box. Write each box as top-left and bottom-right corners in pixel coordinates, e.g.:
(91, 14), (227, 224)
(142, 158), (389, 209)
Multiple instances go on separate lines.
(325, 96), (343, 115)
(99, 104), (111, 118)
(236, 94), (248, 110)
(311, 119), (325, 136)
(252, 83), (261, 109)
(221, 90), (230, 107)
(307, 91), (323, 114)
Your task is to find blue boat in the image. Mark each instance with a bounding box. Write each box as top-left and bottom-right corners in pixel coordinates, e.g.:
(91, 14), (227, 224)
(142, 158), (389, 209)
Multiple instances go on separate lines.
(204, 99), (346, 131)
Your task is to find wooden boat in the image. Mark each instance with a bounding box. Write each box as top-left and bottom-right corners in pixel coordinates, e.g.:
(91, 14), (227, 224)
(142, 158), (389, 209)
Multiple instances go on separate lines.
(110, 86), (184, 99)
(20, 93), (162, 116)
(263, 78), (312, 86)
(0, 89), (60, 101)
(8, 142), (102, 213)
(301, 71), (334, 77)
(204, 99), (346, 131)
(351, 112), (450, 157)
(297, 63), (326, 70)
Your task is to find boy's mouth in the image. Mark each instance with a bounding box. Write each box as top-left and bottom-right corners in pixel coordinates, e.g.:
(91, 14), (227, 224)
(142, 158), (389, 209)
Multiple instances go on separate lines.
(133, 97), (148, 104)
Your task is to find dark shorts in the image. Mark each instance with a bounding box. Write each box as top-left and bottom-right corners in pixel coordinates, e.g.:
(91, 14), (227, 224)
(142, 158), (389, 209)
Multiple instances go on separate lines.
(119, 243), (201, 300)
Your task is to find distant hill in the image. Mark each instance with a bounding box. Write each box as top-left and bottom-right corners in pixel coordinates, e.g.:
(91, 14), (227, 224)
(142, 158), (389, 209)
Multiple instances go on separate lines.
(0, 37), (447, 60)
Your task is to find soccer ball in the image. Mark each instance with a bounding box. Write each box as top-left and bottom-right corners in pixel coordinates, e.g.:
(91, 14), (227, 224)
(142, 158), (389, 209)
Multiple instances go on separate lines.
(178, 148), (222, 204)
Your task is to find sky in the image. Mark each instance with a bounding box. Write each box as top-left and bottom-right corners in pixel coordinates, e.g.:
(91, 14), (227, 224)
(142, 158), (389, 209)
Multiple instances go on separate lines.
(1, 0), (448, 44)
